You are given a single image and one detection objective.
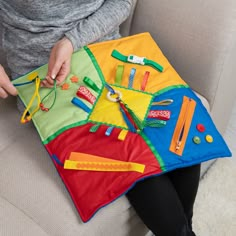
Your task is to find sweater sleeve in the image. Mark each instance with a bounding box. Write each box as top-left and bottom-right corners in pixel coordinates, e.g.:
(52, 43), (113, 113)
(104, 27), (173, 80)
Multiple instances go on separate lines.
(65, 0), (134, 51)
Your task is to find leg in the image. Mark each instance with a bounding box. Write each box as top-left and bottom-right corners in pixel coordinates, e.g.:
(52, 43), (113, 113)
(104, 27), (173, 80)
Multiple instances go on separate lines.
(168, 164), (201, 230)
(126, 174), (193, 236)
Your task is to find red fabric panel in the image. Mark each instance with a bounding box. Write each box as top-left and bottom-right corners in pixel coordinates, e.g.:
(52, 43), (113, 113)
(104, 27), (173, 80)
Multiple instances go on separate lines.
(45, 123), (162, 222)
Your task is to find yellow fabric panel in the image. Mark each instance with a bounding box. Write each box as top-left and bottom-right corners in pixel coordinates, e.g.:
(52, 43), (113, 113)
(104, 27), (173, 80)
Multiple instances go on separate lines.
(88, 32), (187, 93)
(89, 85), (153, 128)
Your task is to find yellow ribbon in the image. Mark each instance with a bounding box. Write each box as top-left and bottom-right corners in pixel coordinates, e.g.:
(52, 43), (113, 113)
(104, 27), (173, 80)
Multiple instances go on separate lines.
(64, 160), (145, 173)
(64, 152), (145, 173)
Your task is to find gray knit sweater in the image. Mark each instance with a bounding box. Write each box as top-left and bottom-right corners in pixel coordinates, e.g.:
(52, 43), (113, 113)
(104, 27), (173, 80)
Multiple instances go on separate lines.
(0, 0), (133, 75)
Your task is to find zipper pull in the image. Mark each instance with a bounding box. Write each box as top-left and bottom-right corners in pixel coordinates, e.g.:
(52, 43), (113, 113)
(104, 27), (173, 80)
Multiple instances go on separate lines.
(175, 98), (192, 150)
(176, 124), (185, 151)
(175, 141), (181, 151)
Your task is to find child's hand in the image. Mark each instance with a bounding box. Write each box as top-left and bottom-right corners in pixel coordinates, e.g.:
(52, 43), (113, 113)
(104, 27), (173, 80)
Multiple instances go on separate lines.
(0, 64), (18, 98)
(42, 37), (74, 87)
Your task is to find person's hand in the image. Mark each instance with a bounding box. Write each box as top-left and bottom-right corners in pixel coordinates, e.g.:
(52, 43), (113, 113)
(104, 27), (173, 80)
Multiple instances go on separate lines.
(42, 37), (74, 87)
(0, 64), (18, 98)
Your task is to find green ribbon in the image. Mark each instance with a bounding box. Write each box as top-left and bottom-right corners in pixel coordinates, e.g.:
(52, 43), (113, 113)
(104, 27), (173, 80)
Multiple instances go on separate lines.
(111, 50), (164, 72)
(115, 65), (124, 85)
(83, 76), (100, 93)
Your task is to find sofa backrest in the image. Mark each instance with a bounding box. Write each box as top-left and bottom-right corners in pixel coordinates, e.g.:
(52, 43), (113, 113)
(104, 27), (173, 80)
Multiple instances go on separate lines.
(126, 0), (236, 110)
(120, 0), (137, 37)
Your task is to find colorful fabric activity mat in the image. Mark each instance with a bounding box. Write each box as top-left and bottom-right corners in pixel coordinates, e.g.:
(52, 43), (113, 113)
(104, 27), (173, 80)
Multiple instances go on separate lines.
(14, 33), (231, 222)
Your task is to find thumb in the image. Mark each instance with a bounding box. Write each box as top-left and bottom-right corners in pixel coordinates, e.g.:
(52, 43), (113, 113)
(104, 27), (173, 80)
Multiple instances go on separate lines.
(44, 56), (63, 87)
(47, 57), (63, 80)
(55, 58), (71, 85)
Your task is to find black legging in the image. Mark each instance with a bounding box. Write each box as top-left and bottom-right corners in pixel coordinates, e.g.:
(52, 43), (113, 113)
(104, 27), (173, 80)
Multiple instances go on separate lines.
(126, 164), (201, 236)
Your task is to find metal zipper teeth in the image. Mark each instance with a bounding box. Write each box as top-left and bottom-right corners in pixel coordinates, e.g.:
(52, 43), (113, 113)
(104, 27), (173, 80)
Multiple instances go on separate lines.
(175, 98), (192, 151)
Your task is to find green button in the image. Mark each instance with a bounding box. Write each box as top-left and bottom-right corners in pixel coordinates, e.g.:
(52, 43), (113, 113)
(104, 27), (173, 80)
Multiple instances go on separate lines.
(193, 136), (201, 144)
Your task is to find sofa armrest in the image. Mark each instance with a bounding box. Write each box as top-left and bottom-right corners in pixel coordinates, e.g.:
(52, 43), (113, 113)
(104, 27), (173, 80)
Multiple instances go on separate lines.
(125, 0), (236, 134)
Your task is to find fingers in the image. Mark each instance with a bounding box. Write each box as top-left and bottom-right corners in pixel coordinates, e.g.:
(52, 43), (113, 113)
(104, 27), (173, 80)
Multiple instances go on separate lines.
(43, 37), (73, 88)
(3, 81), (18, 96)
(41, 75), (55, 88)
(42, 51), (58, 87)
(47, 55), (63, 83)
(54, 59), (71, 84)
(0, 83), (18, 98)
(0, 87), (8, 98)
(0, 65), (18, 98)
(42, 59), (70, 88)
(43, 54), (65, 87)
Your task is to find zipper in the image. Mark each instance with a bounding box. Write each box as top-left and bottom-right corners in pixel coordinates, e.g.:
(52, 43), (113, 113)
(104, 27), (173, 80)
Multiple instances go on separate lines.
(169, 96), (196, 156)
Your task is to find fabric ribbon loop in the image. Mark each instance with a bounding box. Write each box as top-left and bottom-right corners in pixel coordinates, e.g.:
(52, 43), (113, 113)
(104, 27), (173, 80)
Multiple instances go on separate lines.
(111, 50), (164, 72)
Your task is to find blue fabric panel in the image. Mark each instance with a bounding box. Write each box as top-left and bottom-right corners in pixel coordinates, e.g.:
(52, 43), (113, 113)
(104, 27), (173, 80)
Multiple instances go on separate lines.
(143, 88), (231, 170)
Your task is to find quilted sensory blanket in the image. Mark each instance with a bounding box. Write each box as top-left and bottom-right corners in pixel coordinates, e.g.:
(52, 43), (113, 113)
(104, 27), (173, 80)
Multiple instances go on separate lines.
(13, 33), (231, 222)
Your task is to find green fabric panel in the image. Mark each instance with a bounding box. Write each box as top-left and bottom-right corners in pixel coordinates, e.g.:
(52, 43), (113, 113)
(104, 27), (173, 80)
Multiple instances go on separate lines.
(14, 48), (103, 142)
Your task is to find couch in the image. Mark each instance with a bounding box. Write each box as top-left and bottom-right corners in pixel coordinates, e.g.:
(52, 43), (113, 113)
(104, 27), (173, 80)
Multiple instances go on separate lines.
(1, 0), (236, 235)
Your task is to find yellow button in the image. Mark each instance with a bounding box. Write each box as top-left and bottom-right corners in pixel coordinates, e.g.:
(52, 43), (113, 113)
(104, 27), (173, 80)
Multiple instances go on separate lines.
(205, 134), (213, 143)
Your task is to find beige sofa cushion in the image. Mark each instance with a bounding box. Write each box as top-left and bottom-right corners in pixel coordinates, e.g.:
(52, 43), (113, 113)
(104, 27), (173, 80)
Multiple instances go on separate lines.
(0, 196), (48, 236)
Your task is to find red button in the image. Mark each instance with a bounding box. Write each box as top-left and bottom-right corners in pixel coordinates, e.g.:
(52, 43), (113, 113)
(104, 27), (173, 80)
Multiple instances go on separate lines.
(196, 124), (205, 132)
